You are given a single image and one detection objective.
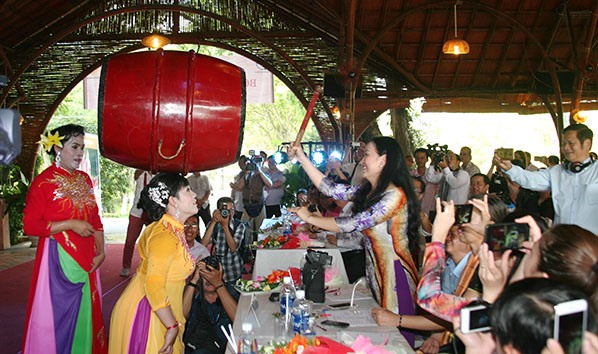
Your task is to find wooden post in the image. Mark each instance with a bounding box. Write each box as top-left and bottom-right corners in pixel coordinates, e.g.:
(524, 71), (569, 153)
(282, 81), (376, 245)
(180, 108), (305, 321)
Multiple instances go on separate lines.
(0, 199), (10, 250)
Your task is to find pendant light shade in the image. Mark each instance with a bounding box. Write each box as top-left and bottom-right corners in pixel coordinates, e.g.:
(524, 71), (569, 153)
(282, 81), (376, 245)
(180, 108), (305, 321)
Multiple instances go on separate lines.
(443, 3), (470, 55)
(141, 33), (171, 49)
(442, 38), (470, 55)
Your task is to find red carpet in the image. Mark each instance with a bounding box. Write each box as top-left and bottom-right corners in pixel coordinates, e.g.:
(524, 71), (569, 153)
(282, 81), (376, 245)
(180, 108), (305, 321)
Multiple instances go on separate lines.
(0, 243), (139, 354)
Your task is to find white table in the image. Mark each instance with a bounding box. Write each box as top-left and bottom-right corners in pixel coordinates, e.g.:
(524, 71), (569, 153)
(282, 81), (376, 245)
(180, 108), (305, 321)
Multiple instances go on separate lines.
(226, 284), (415, 353)
(252, 247), (349, 285)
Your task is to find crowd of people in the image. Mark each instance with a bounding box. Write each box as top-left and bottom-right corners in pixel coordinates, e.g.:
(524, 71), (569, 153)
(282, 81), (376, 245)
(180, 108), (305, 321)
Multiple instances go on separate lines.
(20, 122), (598, 354)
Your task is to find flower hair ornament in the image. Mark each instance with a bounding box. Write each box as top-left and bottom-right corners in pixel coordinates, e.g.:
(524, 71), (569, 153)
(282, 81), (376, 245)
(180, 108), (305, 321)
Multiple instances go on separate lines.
(148, 182), (170, 208)
(38, 130), (65, 152)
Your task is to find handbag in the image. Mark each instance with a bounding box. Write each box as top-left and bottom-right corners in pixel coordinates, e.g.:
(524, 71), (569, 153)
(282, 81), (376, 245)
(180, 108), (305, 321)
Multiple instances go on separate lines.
(302, 260), (325, 303)
(302, 249), (332, 303)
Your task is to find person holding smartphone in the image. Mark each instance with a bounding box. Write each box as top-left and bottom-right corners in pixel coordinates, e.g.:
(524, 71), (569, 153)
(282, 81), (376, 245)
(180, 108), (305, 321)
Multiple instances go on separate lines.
(454, 278), (597, 354)
(495, 124), (598, 234)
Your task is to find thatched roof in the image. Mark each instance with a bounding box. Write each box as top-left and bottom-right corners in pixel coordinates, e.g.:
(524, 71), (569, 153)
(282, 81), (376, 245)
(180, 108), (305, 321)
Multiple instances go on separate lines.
(1, 0), (597, 175)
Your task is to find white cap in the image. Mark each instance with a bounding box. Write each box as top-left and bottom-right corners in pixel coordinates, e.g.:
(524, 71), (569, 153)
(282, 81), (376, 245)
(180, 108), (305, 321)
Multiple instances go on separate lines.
(283, 276), (291, 284)
(295, 290), (305, 299)
(242, 322), (252, 332)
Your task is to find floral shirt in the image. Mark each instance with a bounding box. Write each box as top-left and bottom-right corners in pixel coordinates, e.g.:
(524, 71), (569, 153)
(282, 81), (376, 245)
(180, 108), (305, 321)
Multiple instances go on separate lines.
(319, 178), (417, 313)
(417, 242), (475, 321)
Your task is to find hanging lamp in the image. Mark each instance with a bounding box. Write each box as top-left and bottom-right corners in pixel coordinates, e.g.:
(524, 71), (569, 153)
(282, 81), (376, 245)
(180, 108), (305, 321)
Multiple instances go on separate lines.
(443, 2), (470, 55)
(141, 33), (171, 50)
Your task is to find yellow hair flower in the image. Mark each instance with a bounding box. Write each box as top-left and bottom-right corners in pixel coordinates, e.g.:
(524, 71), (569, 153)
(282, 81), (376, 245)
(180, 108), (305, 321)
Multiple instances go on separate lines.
(38, 131), (65, 152)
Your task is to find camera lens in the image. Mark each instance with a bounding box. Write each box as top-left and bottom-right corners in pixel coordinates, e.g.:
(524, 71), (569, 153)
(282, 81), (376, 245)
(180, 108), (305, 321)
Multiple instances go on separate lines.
(220, 208), (229, 218)
(201, 256), (220, 270)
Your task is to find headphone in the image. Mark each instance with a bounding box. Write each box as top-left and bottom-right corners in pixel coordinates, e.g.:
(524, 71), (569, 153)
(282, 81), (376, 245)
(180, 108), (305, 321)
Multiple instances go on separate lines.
(564, 160), (593, 173)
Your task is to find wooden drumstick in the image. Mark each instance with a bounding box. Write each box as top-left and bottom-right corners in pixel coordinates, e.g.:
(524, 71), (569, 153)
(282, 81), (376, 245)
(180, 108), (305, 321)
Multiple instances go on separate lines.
(294, 85), (322, 146)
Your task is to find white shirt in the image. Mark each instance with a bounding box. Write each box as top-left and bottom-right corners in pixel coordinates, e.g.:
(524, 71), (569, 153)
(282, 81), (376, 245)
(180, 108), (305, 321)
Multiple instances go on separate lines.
(425, 166), (470, 205)
(264, 168), (286, 205)
(505, 161), (598, 234)
(188, 241), (210, 260)
(462, 161), (480, 177)
(187, 174), (212, 208)
(232, 172), (244, 212)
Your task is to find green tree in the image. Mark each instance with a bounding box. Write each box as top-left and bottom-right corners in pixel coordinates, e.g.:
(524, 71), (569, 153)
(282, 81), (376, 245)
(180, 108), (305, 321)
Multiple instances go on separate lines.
(244, 77), (320, 152)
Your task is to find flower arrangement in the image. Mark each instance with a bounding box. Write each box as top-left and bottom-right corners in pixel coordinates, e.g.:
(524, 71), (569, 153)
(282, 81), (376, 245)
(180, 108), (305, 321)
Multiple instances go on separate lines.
(252, 235), (291, 249)
(235, 269), (290, 292)
(259, 334), (321, 354)
(259, 221), (284, 234)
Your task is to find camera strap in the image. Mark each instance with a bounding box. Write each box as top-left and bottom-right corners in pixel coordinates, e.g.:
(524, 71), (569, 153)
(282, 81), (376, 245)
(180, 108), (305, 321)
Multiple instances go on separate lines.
(349, 163), (359, 180)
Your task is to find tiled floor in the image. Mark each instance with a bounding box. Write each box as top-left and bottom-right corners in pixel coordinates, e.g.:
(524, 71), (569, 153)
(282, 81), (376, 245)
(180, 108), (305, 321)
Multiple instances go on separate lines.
(0, 241), (37, 271)
(0, 231), (128, 272)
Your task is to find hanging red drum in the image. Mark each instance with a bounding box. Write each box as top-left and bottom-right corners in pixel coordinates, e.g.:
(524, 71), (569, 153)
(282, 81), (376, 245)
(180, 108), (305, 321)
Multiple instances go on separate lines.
(98, 49), (246, 173)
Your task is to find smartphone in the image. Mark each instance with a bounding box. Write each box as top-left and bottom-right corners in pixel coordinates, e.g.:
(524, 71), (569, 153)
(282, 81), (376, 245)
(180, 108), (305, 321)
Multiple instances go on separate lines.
(429, 210), (437, 224)
(460, 304), (491, 334)
(554, 299), (588, 354)
(494, 148), (514, 160)
(454, 204), (473, 225)
(484, 222), (530, 253)
(327, 302), (351, 309)
(321, 320), (350, 328)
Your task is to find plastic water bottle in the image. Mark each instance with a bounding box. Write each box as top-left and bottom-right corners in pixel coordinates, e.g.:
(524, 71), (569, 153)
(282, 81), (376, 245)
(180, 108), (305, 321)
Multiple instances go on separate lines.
(279, 276), (296, 317)
(292, 290), (312, 334)
(283, 220), (292, 236)
(238, 322), (258, 354)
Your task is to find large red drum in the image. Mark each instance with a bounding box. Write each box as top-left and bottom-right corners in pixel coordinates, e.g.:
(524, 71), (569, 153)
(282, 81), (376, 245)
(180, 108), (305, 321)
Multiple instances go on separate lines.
(98, 49), (245, 173)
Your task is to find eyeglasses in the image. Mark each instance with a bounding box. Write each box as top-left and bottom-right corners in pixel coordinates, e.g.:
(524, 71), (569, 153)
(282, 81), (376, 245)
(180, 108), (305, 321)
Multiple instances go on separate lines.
(184, 223), (199, 229)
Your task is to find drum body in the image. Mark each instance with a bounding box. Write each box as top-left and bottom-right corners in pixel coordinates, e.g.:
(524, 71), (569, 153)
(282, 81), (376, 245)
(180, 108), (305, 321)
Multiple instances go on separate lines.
(99, 49), (245, 173)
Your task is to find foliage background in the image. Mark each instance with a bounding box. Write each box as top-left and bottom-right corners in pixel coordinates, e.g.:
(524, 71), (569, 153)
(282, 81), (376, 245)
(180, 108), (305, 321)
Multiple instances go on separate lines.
(46, 45), (321, 216)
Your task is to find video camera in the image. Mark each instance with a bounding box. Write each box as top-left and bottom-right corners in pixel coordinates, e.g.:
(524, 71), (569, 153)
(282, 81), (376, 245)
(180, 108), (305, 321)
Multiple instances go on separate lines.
(427, 143), (449, 171)
(305, 249), (333, 266)
(245, 149), (263, 171)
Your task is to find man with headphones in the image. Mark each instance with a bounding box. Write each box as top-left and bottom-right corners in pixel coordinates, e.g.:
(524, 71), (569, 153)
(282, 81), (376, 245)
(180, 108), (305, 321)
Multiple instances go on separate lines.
(494, 123), (598, 234)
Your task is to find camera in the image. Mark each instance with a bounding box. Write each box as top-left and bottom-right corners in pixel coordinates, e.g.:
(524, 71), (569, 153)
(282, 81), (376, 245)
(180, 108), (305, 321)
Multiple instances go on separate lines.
(427, 143), (448, 171)
(305, 249), (333, 266)
(245, 150), (264, 171)
(489, 172), (510, 205)
(219, 205), (230, 218)
(200, 255), (220, 270)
